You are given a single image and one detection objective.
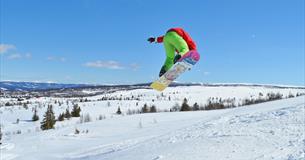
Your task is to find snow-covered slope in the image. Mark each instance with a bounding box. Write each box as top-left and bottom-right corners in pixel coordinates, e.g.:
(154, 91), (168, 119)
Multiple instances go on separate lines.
(1, 95), (304, 160)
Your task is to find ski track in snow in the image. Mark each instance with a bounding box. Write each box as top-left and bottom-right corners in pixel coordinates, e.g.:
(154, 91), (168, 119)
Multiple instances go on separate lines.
(0, 143), (19, 160)
(63, 136), (156, 159)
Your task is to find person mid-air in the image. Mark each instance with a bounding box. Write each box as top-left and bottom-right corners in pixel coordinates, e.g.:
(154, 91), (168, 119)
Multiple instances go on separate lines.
(147, 27), (197, 77)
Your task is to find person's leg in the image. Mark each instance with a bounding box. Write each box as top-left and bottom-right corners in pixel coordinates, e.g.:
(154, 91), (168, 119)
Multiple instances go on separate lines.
(162, 31), (190, 72)
(163, 33), (176, 71)
(167, 31), (189, 56)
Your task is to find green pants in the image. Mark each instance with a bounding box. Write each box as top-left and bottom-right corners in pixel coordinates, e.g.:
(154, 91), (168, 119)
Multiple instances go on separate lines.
(163, 31), (189, 71)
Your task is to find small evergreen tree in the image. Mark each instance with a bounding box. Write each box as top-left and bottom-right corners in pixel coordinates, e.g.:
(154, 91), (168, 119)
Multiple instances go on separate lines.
(170, 103), (181, 112)
(180, 98), (191, 111)
(98, 115), (106, 120)
(32, 107), (39, 121)
(288, 92), (295, 98)
(75, 128), (80, 134)
(116, 107), (122, 114)
(64, 107), (71, 119)
(141, 103), (149, 113)
(23, 103), (28, 110)
(192, 102), (200, 111)
(150, 105), (157, 113)
(58, 113), (65, 121)
(71, 104), (81, 117)
(0, 125), (2, 144)
(40, 105), (56, 130)
(84, 114), (92, 123)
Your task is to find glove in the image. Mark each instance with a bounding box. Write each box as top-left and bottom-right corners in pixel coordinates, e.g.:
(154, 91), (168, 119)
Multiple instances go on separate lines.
(173, 54), (182, 64)
(159, 65), (167, 77)
(147, 37), (156, 43)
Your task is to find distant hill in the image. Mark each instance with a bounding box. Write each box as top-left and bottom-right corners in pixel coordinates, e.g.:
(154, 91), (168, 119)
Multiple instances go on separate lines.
(0, 81), (88, 91)
(0, 81), (303, 92)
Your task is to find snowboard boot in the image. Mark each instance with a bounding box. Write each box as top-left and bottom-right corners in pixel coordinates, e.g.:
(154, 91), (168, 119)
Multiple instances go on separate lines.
(159, 65), (167, 77)
(173, 54), (182, 64)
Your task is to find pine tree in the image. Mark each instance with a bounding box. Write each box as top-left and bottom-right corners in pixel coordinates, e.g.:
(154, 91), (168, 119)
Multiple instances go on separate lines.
(71, 104), (81, 117)
(0, 125), (2, 144)
(150, 105), (157, 113)
(32, 107), (39, 121)
(58, 113), (65, 121)
(40, 105), (56, 130)
(5, 102), (12, 106)
(23, 103), (28, 110)
(192, 102), (200, 111)
(116, 107), (122, 114)
(75, 128), (80, 134)
(141, 103), (149, 113)
(171, 103), (181, 112)
(84, 114), (92, 122)
(180, 98), (191, 111)
(98, 115), (106, 120)
(64, 107), (71, 119)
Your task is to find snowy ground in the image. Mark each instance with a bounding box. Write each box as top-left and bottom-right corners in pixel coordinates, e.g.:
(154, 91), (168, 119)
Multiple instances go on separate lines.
(0, 86), (304, 160)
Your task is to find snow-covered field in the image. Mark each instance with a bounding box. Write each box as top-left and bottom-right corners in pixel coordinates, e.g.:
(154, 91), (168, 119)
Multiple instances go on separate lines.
(0, 86), (304, 160)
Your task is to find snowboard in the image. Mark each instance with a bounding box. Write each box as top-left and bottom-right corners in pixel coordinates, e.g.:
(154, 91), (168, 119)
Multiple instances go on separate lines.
(150, 50), (200, 91)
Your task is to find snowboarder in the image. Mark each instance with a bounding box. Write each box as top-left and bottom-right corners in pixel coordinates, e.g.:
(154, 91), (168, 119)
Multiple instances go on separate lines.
(147, 27), (197, 77)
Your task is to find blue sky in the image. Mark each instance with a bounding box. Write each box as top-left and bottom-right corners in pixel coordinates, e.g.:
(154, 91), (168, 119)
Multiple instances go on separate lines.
(0, 0), (304, 85)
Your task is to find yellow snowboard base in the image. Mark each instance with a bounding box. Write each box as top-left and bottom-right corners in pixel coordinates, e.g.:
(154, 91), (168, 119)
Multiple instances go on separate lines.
(150, 62), (189, 92)
(150, 81), (168, 92)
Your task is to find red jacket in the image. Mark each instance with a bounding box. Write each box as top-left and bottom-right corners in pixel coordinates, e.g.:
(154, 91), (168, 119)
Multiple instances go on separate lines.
(156, 28), (197, 50)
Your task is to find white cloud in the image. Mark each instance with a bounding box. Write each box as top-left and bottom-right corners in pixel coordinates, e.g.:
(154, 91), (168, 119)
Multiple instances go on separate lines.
(60, 57), (66, 62)
(6, 53), (32, 60)
(84, 60), (125, 69)
(130, 63), (140, 71)
(203, 72), (210, 76)
(7, 54), (22, 60)
(47, 56), (55, 61)
(0, 44), (16, 54)
(65, 75), (72, 80)
(0, 44), (32, 60)
(25, 53), (32, 59)
(47, 56), (66, 62)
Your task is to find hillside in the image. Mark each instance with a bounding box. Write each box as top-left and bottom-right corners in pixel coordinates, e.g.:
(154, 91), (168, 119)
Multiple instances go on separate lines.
(0, 85), (304, 160)
(1, 96), (304, 160)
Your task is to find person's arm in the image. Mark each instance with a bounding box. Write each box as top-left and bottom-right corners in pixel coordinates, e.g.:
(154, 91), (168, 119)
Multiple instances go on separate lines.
(156, 36), (164, 43)
(147, 36), (164, 43)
